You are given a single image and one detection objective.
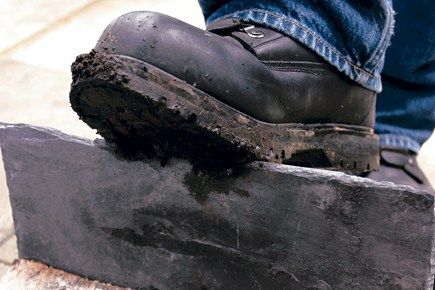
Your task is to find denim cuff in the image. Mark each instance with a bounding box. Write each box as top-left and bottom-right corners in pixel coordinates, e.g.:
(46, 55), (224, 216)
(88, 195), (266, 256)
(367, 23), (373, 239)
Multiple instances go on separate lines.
(207, 8), (391, 93)
(379, 134), (421, 153)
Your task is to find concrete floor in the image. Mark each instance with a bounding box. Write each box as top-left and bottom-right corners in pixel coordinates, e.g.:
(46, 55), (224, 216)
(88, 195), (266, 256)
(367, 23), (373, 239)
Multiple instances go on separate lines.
(0, 0), (434, 278)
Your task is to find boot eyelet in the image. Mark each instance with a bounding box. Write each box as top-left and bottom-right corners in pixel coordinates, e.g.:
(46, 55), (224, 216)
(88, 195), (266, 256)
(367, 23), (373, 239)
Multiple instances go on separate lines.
(241, 25), (265, 38)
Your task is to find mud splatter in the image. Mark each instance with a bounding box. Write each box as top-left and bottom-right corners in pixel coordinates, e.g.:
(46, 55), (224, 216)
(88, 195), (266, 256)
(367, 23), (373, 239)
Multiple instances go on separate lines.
(183, 168), (251, 203)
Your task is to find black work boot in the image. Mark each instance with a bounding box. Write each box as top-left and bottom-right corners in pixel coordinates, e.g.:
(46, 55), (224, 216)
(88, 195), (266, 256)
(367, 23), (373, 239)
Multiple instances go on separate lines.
(70, 11), (379, 173)
(365, 148), (434, 194)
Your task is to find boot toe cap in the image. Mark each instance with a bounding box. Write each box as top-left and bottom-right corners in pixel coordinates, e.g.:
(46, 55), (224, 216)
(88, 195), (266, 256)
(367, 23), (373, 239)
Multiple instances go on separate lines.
(96, 11), (181, 59)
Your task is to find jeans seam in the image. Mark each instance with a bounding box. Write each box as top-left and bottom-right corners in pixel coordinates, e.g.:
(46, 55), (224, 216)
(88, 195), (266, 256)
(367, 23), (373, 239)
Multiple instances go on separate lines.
(366, 0), (395, 73)
(209, 8), (376, 78)
(379, 134), (421, 153)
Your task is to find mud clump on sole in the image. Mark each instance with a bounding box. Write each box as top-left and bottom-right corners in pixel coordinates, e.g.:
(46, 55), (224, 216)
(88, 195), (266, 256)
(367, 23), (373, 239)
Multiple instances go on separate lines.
(71, 83), (255, 168)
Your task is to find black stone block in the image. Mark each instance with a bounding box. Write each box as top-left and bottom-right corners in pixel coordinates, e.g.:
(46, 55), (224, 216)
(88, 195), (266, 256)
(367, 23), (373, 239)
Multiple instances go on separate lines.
(0, 123), (434, 289)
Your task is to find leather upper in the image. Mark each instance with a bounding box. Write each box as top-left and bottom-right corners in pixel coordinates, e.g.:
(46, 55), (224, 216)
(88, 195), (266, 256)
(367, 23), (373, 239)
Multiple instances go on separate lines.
(95, 11), (376, 126)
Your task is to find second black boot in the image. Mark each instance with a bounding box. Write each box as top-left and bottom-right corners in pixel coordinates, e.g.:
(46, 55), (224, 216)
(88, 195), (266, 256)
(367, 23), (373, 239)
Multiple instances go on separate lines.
(70, 11), (379, 173)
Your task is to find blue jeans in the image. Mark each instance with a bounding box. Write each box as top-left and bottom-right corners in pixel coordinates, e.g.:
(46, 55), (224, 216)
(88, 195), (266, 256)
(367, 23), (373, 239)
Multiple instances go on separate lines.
(199, 0), (435, 153)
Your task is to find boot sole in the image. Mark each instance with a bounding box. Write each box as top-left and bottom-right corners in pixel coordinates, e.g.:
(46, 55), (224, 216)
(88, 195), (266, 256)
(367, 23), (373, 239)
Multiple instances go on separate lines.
(70, 51), (380, 173)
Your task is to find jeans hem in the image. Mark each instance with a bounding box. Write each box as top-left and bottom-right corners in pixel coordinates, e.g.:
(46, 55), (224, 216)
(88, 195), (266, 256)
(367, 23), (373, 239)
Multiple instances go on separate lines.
(376, 123), (432, 145)
(366, 0), (395, 73)
(207, 8), (382, 92)
(379, 134), (421, 153)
